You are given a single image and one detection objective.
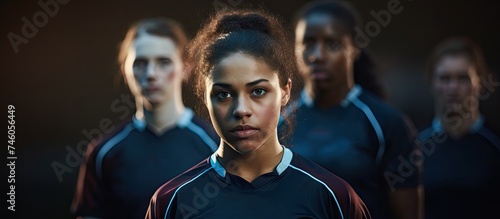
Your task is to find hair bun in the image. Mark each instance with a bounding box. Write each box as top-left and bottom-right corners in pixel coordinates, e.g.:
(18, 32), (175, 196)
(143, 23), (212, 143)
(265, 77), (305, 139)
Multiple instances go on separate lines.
(216, 13), (271, 35)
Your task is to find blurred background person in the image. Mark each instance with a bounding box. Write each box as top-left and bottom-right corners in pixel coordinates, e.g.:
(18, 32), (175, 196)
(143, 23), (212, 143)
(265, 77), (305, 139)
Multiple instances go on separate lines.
(419, 36), (500, 219)
(71, 17), (219, 219)
(280, 1), (423, 219)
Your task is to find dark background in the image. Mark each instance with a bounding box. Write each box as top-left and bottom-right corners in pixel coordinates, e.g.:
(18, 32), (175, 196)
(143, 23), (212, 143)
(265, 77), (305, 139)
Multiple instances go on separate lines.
(2, 0), (499, 218)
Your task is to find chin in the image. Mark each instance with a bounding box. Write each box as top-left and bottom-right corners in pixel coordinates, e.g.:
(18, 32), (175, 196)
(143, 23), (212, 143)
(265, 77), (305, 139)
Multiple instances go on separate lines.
(146, 95), (170, 106)
(145, 99), (162, 106)
(229, 141), (261, 155)
(314, 82), (335, 93)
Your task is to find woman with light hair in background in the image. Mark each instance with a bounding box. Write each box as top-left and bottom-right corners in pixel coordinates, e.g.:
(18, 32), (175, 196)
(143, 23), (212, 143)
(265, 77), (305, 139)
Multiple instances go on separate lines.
(71, 17), (219, 219)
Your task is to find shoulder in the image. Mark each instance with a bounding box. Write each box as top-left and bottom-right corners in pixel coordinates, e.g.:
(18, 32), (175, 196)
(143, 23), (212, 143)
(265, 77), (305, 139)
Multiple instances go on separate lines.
(84, 119), (135, 160)
(355, 91), (416, 137)
(356, 90), (406, 122)
(289, 153), (353, 195)
(477, 125), (500, 152)
(190, 115), (218, 139)
(190, 114), (212, 130)
(80, 119), (136, 180)
(416, 124), (435, 141)
(290, 153), (371, 218)
(149, 159), (213, 218)
(156, 158), (212, 196)
(180, 109), (219, 152)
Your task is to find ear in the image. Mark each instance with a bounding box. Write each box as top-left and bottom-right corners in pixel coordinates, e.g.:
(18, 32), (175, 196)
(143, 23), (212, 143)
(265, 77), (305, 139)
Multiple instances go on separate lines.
(281, 78), (292, 107)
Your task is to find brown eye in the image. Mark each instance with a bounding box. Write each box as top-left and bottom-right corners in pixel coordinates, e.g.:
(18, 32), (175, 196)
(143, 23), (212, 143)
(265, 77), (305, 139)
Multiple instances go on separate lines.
(215, 91), (232, 100)
(158, 58), (172, 66)
(251, 88), (267, 97)
(326, 40), (342, 50)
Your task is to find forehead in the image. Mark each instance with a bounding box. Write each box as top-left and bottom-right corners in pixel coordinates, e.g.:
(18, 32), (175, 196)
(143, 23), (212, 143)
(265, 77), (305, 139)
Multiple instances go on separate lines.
(210, 53), (278, 83)
(296, 12), (348, 39)
(132, 34), (177, 57)
(435, 54), (472, 75)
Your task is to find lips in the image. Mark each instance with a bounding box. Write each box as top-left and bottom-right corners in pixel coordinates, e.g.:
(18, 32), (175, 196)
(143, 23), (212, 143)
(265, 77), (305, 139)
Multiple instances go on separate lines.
(230, 125), (258, 138)
(144, 87), (160, 93)
(311, 69), (331, 80)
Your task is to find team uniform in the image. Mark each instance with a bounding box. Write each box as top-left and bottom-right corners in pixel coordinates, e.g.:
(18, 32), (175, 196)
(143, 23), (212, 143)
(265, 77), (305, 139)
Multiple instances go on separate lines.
(72, 108), (219, 219)
(146, 147), (371, 219)
(279, 85), (420, 219)
(419, 116), (500, 219)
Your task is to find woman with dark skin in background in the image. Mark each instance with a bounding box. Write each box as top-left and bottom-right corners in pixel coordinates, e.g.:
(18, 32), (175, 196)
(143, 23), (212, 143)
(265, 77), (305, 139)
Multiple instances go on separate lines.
(71, 18), (219, 219)
(280, 1), (423, 219)
(419, 36), (500, 219)
(145, 9), (371, 219)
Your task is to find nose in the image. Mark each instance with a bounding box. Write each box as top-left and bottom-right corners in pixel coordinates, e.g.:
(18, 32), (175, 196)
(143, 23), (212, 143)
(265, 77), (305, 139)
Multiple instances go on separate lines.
(448, 78), (459, 91)
(307, 43), (325, 64)
(233, 95), (252, 119)
(145, 62), (157, 80)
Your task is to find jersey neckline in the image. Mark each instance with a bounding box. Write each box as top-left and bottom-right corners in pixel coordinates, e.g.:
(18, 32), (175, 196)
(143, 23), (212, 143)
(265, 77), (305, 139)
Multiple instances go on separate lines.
(132, 108), (195, 132)
(209, 146), (293, 178)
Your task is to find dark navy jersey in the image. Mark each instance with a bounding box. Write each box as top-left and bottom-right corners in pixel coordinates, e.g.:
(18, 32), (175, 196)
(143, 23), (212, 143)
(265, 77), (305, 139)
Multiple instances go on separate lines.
(279, 85), (421, 219)
(419, 117), (500, 219)
(146, 147), (371, 219)
(72, 109), (219, 219)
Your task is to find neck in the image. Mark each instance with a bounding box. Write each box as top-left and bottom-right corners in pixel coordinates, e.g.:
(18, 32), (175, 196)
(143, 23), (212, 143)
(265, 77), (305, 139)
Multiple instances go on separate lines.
(437, 108), (479, 139)
(140, 94), (186, 135)
(306, 80), (353, 109)
(216, 135), (283, 183)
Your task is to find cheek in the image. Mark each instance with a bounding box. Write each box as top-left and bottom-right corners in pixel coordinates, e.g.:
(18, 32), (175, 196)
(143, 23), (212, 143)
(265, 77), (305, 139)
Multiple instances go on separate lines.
(208, 100), (230, 129)
(155, 65), (178, 84)
(461, 82), (474, 91)
(167, 70), (176, 81)
(133, 74), (149, 91)
(432, 79), (447, 89)
(131, 72), (142, 83)
(164, 67), (178, 82)
(432, 83), (447, 96)
(258, 99), (282, 128)
(299, 51), (312, 74)
(301, 50), (309, 63)
(330, 53), (348, 70)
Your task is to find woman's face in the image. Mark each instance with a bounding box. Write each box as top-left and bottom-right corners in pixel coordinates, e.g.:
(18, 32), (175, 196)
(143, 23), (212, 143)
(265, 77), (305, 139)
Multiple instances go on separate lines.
(123, 34), (183, 106)
(295, 13), (358, 92)
(206, 52), (290, 154)
(432, 54), (480, 115)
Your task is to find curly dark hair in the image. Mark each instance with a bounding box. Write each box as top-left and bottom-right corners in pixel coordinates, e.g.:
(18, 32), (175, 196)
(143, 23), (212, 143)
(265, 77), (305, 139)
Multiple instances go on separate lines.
(187, 8), (298, 141)
(188, 9), (297, 100)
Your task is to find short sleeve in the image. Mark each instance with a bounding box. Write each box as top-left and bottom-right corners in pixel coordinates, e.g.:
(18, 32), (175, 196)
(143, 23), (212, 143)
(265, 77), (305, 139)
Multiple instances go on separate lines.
(71, 141), (104, 218)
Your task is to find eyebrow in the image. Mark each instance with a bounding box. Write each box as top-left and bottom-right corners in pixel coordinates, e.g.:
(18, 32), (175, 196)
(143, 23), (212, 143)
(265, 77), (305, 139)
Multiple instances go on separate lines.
(134, 55), (172, 59)
(212, 79), (270, 88)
